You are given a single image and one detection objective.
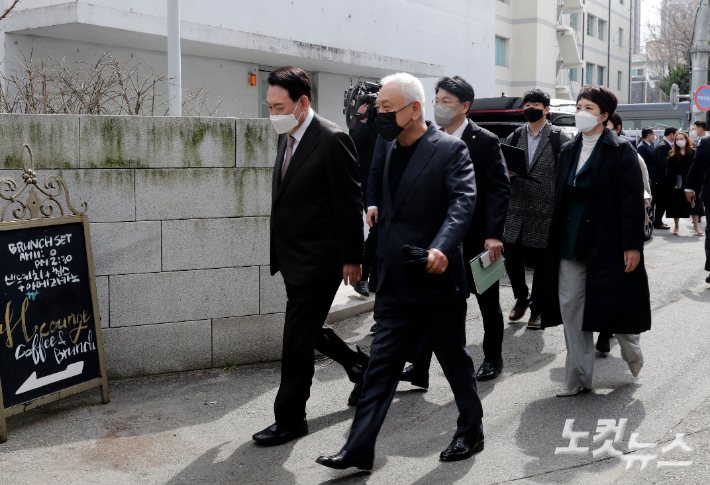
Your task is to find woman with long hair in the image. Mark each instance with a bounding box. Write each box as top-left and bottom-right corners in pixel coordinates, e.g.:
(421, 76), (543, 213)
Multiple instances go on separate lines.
(541, 86), (651, 396)
(666, 130), (705, 235)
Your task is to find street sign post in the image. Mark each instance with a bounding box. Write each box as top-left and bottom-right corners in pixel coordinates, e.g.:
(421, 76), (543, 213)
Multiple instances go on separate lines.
(671, 83), (680, 110)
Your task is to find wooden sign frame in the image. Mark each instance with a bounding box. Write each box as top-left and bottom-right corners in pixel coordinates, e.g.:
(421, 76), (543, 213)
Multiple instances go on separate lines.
(0, 145), (109, 443)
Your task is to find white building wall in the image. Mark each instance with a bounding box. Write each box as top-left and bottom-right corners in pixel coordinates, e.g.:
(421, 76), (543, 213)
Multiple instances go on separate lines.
(2, 0), (496, 129)
(495, 0), (631, 103)
(495, 0), (559, 98)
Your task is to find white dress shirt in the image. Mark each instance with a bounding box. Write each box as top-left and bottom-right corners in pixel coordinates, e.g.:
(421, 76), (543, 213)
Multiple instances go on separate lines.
(290, 108), (315, 156)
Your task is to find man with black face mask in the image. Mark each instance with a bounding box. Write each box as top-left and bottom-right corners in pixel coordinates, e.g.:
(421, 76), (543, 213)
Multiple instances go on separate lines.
(317, 72), (483, 470)
(504, 89), (570, 329)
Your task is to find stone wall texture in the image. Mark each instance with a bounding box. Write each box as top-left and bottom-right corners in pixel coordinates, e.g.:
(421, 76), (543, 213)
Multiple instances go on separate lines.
(0, 114), (288, 378)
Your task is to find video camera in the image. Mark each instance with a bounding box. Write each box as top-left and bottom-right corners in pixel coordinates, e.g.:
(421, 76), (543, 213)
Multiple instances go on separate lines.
(343, 79), (381, 129)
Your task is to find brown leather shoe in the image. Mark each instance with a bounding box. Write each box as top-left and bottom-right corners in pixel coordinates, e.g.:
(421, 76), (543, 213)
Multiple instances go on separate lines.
(527, 311), (542, 329)
(509, 298), (530, 322)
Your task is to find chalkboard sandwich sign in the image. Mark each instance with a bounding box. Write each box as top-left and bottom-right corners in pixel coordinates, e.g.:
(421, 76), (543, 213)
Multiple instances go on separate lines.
(0, 145), (109, 443)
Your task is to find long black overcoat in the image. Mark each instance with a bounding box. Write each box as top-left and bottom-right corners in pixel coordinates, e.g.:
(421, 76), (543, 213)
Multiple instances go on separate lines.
(541, 128), (652, 334)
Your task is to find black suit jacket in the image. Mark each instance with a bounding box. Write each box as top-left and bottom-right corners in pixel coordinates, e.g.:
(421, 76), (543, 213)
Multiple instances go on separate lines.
(687, 135), (710, 205)
(376, 124), (477, 303)
(270, 113), (364, 285)
(637, 141), (658, 184)
(457, 120), (510, 288)
(655, 139), (672, 183)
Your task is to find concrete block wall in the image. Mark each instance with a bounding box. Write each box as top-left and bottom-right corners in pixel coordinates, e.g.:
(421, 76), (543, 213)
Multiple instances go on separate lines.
(0, 114), (288, 378)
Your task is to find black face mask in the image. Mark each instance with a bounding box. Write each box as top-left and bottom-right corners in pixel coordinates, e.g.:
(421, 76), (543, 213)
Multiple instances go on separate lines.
(376, 102), (413, 141)
(523, 107), (544, 122)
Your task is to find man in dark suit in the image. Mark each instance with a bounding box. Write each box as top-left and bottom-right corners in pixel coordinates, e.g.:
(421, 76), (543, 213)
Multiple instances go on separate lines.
(316, 73), (483, 470)
(252, 66), (369, 447)
(400, 76), (510, 384)
(637, 127), (667, 229)
(686, 134), (710, 284)
(653, 127), (677, 230)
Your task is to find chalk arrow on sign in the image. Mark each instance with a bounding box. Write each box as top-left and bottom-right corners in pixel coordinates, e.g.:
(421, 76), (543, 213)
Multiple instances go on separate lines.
(16, 361), (84, 395)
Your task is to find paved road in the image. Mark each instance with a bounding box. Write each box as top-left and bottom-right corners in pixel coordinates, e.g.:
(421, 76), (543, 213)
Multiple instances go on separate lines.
(2, 218), (709, 484)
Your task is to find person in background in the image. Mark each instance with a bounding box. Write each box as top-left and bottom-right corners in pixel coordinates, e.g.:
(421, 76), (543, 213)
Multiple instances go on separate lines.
(504, 89), (570, 329)
(606, 113), (636, 146)
(693, 120), (707, 139)
(350, 103), (379, 297)
(400, 76), (510, 385)
(667, 131), (704, 235)
(541, 85), (650, 397)
(686, 126), (710, 284)
(637, 128), (666, 229)
(653, 127), (677, 230)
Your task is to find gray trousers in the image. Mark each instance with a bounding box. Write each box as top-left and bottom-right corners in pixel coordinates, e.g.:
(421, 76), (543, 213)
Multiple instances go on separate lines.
(558, 259), (642, 389)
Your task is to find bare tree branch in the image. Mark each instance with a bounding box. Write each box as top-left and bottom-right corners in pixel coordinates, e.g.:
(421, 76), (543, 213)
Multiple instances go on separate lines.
(0, 49), (230, 116)
(0, 0), (21, 22)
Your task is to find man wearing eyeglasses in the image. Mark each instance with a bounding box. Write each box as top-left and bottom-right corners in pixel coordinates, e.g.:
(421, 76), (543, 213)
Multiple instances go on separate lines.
(400, 76), (511, 385)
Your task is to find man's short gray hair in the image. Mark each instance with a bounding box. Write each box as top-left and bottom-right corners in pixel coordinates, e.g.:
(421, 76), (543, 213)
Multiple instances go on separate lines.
(381, 72), (426, 114)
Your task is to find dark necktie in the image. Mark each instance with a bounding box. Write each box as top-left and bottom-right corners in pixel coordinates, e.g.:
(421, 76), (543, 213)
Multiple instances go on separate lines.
(281, 135), (295, 181)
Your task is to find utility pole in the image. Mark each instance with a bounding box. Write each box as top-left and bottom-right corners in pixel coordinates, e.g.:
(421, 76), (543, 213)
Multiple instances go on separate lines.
(690, 0), (710, 123)
(167, 0), (182, 116)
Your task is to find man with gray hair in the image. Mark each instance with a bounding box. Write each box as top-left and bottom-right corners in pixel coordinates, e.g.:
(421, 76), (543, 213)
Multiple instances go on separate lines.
(317, 73), (484, 470)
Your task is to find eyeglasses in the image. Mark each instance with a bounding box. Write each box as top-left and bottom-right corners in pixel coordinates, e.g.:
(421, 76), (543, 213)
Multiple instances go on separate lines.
(432, 99), (462, 108)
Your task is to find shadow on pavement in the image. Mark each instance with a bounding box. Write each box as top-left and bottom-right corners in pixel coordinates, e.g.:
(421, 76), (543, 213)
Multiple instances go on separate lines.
(515, 382), (644, 482)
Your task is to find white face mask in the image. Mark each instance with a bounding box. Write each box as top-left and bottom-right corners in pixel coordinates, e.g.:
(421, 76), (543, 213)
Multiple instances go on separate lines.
(676, 139), (687, 148)
(692, 129), (698, 138)
(270, 97), (305, 134)
(575, 111), (603, 133)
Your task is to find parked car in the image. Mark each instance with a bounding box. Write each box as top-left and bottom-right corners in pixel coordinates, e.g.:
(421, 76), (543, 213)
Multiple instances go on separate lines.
(468, 96), (578, 141)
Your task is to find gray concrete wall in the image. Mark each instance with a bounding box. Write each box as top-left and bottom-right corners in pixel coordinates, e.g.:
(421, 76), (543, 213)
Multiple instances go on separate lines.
(0, 113), (289, 378)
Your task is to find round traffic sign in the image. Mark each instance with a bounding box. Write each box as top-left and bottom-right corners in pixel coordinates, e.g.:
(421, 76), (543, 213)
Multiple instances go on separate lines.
(695, 85), (710, 111)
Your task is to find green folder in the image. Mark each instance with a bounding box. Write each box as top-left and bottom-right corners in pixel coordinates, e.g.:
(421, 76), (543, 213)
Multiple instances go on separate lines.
(470, 251), (507, 295)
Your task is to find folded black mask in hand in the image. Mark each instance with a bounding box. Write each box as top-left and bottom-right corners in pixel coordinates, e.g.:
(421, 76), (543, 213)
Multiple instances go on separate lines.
(402, 245), (458, 295)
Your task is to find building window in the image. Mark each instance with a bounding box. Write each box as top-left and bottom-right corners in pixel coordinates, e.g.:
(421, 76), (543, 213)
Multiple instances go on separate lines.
(598, 66), (605, 85)
(495, 37), (507, 66)
(587, 14), (595, 37)
(598, 19), (606, 41)
(617, 71), (623, 91)
(586, 63), (594, 84)
(620, 0), (624, 4)
(497, 0), (507, 2)
(571, 13), (580, 31)
(569, 68), (578, 82)
(618, 28), (624, 47)
(632, 68), (644, 76)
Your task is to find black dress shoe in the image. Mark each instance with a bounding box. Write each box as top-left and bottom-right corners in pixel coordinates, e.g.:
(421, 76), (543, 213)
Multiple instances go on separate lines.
(596, 335), (611, 354)
(706, 274), (710, 284)
(369, 323), (377, 334)
(252, 420), (308, 446)
(348, 382), (363, 406)
(316, 449), (374, 470)
(476, 359), (503, 381)
(440, 432), (484, 461)
(509, 298), (530, 321)
(401, 364), (429, 389)
(353, 281), (370, 297)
